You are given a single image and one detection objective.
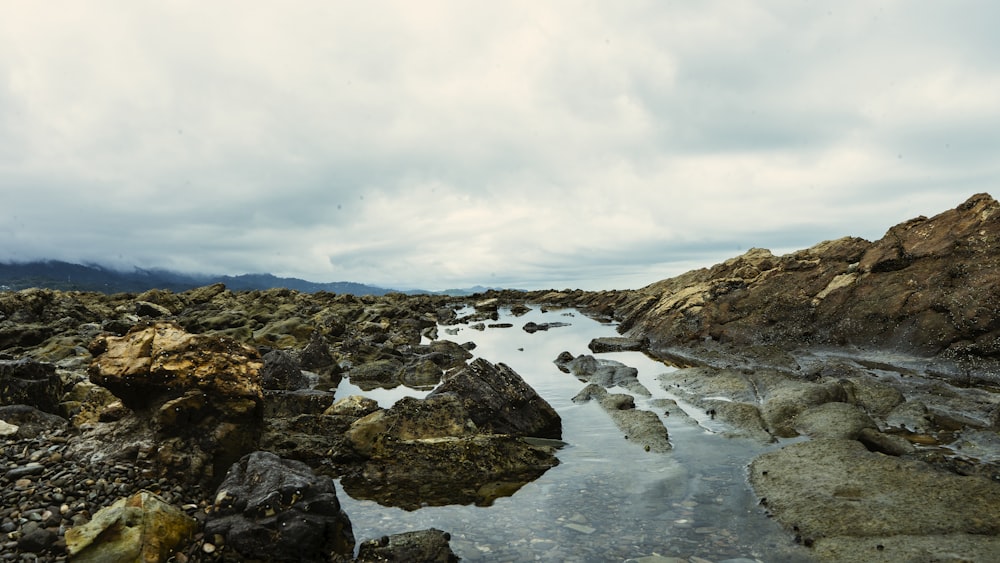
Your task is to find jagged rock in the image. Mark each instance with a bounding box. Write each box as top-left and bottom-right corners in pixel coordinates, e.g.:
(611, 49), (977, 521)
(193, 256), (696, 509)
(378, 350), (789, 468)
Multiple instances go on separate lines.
(88, 321), (263, 410)
(0, 358), (63, 414)
(605, 194), (1000, 383)
(65, 490), (197, 563)
(206, 451), (354, 561)
(355, 528), (459, 562)
(572, 384), (671, 452)
(260, 349), (310, 390)
(71, 323), (265, 487)
(299, 329), (335, 370)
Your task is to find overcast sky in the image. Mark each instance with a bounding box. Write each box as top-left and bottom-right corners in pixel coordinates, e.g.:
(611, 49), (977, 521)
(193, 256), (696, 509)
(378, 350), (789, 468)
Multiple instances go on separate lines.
(2, 2), (998, 290)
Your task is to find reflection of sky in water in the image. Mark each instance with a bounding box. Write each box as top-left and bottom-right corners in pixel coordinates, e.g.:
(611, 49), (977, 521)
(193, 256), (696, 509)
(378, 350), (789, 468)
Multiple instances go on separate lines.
(334, 306), (810, 562)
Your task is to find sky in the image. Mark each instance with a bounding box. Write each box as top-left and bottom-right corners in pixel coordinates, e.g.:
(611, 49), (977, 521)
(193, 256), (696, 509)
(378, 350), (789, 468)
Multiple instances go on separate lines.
(2, 2), (999, 291)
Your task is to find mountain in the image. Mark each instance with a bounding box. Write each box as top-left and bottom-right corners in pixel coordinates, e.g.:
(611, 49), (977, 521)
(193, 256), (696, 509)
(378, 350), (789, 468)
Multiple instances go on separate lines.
(0, 260), (400, 295)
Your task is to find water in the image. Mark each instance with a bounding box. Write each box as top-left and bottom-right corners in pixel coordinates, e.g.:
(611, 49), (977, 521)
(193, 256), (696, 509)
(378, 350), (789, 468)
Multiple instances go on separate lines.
(334, 306), (812, 562)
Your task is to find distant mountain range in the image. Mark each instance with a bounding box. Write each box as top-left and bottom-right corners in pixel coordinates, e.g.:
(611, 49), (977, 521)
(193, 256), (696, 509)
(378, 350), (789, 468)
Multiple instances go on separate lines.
(0, 260), (494, 296)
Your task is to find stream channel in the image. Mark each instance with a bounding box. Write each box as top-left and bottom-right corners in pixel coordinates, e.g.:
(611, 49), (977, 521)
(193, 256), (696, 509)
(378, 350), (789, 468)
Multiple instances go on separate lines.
(333, 305), (815, 562)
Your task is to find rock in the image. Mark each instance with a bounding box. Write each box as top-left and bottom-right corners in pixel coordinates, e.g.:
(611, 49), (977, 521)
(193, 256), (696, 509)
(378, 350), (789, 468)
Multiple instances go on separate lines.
(260, 349), (310, 390)
(749, 439), (1000, 552)
(572, 384), (671, 452)
(429, 357), (562, 439)
(17, 521), (57, 553)
(856, 427), (916, 456)
(65, 490), (198, 563)
(588, 336), (648, 352)
(88, 321), (264, 410)
(206, 451), (355, 561)
(355, 528), (459, 562)
(522, 321), (570, 333)
(793, 402), (876, 440)
(555, 353), (651, 396)
(324, 394), (380, 418)
(0, 418), (17, 436)
(0, 405), (67, 438)
(298, 329), (334, 370)
(0, 358), (63, 413)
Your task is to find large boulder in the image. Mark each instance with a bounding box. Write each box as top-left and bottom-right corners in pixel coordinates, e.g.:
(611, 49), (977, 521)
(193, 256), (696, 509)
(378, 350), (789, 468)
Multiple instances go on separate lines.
(65, 490), (197, 563)
(429, 357), (562, 439)
(206, 451), (355, 561)
(69, 323), (266, 487)
(88, 321), (263, 410)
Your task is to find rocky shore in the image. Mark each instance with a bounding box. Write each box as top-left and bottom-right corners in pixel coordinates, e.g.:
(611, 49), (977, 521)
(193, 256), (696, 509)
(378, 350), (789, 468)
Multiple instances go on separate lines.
(2, 193), (1000, 561)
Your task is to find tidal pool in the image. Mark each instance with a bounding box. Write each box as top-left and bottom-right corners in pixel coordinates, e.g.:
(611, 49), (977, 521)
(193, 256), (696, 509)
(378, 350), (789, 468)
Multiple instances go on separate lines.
(334, 306), (814, 562)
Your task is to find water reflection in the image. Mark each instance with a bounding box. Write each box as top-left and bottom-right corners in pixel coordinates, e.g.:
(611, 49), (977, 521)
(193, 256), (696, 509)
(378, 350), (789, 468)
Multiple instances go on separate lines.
(334, 306), (812, 562)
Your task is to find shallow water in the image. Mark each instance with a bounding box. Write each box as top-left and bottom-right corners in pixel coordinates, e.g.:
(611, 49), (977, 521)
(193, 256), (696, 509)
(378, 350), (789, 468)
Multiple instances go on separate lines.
(334, 306), (813, 562)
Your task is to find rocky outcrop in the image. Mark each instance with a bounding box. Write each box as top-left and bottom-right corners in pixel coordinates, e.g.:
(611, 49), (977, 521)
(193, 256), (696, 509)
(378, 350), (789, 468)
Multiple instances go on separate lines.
(555, 352), (651, 396)
(207, 451), (355, 561)
(603, 194), (1000, 383)
(572, 384), (671, 452)
(355, 528), (459, 562)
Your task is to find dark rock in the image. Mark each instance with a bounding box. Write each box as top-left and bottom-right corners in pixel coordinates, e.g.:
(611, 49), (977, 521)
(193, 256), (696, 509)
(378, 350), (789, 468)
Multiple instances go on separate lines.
(0, 404), (67, 438)
(356, 528), (459, 562)
(588, 336), (648, 352)
(522, 321), (570, 333)
(260, 349), (310, 390)
(206, 451), (354, 561)
(299, 329), (334, 371)
(430, 357), (562, 439)
(16, 521), (56, 553)
(0, 358), (63, 414)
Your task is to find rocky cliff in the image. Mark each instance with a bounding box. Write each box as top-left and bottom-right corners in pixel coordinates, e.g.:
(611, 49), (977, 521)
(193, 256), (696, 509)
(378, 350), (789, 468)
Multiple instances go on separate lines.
(586, 193), (1000, 382)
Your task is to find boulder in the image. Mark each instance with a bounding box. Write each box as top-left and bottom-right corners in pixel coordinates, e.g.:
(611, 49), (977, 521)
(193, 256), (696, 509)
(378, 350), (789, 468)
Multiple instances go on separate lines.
(0, 358), (63, 414)
(88, 321), (263, 410)
(260, 349), (310, 391)
(429, 357), (562, 439)
(355, 528), (459, 562)
(64, 490), (197, 563)
(793, 402), (876, 440)
(207, 451), (355, 561)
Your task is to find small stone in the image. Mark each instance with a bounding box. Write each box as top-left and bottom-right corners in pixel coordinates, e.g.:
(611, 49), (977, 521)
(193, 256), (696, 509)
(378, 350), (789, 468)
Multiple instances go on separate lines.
(202, 542), (216, 554)
(564, 523), (596, 534)
(5, 463), (45, 479)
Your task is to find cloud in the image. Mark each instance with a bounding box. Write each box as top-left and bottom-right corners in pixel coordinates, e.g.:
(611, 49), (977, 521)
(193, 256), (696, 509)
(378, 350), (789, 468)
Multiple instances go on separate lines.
(2, 1), (999, 290)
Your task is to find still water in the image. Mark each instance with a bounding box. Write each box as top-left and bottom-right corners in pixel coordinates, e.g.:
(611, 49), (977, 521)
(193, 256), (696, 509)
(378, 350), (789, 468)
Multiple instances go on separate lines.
(334, 306), (813, 562)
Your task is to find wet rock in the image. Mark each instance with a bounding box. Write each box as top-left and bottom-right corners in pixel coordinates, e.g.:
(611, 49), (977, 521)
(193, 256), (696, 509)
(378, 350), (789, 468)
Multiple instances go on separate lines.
(572, 384), (671, 452)
(856, 427), (915, 456)
(206, 451), (355, 561)
(356, 528), (459, 562)
(429, 357), (562, 439)
(886, 400), (935, 433)
(555, 352), (651, 396)
(65, 490), (197, 563)
(299, 329), (334, 370)
(588, 336), (648, 353)
(523, 321), (570, 333)
(324, 394), (380, 418)
(0, 358), (63, 414)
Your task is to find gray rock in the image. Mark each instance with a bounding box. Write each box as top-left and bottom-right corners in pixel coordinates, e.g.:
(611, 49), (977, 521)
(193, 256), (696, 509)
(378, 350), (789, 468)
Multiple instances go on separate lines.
(356, 528), (459, 562)
(793, 401), (876, 440)
(588, 336), (648, 352)
(572, 384), (670, 452)
(260, 349), (309, 391)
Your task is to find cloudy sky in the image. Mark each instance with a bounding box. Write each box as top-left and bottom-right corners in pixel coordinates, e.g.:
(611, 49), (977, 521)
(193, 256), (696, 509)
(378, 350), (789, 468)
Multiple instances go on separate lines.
(2, 2), (998, 290)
